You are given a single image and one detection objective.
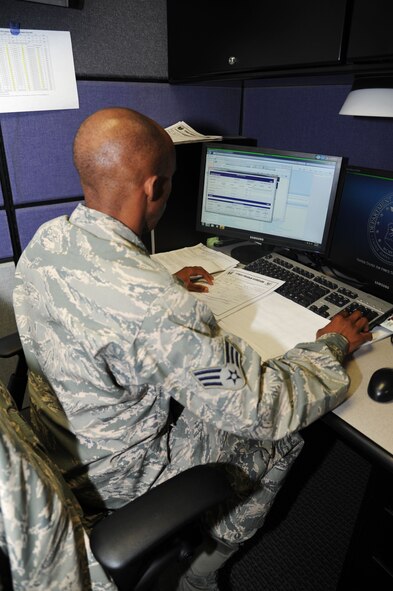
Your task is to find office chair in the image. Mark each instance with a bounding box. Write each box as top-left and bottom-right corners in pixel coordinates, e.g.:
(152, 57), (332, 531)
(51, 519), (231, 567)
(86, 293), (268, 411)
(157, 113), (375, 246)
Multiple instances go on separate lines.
(0, 333), (233, 590)
(0, 330), (27, 410)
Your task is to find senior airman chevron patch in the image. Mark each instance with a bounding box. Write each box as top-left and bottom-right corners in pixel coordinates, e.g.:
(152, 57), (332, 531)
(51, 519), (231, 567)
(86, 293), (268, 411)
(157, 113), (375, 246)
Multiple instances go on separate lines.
(192, 339), (246, 390)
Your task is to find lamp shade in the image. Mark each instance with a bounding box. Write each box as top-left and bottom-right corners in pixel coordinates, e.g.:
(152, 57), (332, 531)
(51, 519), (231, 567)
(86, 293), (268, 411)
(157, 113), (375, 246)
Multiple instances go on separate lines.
(339, 76), (393, 117)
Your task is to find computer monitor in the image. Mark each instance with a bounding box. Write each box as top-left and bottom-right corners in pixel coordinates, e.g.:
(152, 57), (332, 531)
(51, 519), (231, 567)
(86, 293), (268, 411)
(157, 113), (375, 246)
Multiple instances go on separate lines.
(328, 165), (393, 302)
(196, 143), (346, 263)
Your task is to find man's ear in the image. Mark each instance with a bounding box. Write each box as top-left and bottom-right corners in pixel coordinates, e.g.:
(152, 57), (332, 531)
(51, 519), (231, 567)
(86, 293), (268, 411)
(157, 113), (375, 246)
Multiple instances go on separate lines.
(145, 175), (167, 202)
(143, 175), (157, 202)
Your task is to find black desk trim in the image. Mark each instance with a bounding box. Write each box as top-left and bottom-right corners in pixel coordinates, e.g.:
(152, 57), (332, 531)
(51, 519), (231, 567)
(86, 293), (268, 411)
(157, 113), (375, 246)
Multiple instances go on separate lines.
(323, 412), (393, 475)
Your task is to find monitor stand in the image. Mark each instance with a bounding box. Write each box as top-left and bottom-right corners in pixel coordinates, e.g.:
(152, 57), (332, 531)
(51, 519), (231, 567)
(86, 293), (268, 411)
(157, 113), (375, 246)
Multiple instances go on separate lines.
(230, 243), (274, 265)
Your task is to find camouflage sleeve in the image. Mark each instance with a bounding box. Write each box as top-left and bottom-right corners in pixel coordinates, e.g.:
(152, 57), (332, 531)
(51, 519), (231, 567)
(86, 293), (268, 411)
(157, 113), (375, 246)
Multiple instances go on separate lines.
(130, 283), (350, 442)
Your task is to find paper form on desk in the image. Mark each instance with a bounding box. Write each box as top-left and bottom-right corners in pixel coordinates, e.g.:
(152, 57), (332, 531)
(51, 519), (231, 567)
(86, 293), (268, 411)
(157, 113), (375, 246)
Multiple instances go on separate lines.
(218, 292), (392, 359)
(381, 314), (393, 332)
(219, 291), (328, 359)
(151, 243), (238, 275)
(193, 268), (284, 320)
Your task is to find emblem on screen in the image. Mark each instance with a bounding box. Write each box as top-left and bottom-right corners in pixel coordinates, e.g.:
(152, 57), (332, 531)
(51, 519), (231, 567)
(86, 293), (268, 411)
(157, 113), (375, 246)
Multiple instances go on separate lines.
(368, 193), (393, 265)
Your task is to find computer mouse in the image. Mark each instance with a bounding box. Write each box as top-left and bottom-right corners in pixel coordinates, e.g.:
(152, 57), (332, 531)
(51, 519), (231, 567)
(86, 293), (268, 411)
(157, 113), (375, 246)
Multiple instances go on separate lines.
(367, 368), (393, 403)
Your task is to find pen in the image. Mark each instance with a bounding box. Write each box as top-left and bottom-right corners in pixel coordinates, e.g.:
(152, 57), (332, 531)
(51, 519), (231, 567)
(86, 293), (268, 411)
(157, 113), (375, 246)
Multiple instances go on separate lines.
(190, 270), (223, 282)
(368, 307), (393, 331)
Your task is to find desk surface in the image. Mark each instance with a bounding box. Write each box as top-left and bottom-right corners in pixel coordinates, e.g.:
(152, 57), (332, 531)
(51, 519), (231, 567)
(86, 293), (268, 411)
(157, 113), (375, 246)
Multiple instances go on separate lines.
(219, 292), (393, 466)
(212, 242), (393, 467)
(333, 336), (393, 459)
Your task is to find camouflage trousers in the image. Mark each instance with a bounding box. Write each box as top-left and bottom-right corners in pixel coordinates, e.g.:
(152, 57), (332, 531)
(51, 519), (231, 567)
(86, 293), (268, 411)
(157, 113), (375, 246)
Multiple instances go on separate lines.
(160, 408), (304, 546)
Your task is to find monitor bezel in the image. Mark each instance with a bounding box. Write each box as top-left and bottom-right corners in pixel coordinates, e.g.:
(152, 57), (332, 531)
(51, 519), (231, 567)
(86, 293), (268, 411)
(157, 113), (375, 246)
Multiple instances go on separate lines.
(195, 142), (346, 257)
(327, 164), (393, 302)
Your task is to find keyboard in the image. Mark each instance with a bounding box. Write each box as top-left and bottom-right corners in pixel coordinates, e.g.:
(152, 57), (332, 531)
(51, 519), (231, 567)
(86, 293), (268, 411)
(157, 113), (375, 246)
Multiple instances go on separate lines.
(245, 253), (393, 330)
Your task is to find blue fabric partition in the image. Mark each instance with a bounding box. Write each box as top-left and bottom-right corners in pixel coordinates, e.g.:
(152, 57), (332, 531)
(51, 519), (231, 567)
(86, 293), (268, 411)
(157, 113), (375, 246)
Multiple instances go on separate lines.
(0, 211), (12, 259)
(243, 83), (393, 171)
(2, 81), (241, 204)
(0, 80), (242, 258)
(16, 201), (81, 251)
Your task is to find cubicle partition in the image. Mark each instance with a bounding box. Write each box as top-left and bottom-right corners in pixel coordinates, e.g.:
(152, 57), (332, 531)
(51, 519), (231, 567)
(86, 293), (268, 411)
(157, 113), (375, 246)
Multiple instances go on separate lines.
(0, 80), (242, 261)
(0, 78), (242, 380)
(0, 211), (12, 260)
(242, 82), (393, 170)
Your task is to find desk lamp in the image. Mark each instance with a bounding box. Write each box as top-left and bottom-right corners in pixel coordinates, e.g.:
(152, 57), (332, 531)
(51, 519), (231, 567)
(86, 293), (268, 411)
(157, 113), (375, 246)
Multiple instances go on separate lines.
(339, 76), (393, 117)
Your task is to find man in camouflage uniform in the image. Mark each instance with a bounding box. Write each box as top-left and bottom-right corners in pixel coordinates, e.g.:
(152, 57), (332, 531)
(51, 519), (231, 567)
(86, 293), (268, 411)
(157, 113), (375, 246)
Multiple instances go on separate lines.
(13, 108), (372, 590)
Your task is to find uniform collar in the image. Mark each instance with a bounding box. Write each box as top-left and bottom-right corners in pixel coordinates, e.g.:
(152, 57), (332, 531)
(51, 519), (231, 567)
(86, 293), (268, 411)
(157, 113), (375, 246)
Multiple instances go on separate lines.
(69, 203), (149, 254)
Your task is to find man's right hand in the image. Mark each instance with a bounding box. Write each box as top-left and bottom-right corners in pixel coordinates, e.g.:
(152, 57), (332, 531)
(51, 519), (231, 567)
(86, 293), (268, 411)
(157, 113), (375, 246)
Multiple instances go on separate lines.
(316, 309), (373, 354)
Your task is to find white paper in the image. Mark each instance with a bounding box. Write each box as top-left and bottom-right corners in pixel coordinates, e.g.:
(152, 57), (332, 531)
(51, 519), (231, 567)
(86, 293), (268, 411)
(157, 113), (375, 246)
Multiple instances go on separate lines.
(218, 291), (392, 359)
(0, 28), (78, 113)
(194, 268), (284, 319)
(381, 314), (393, 332)
(153, 246), (393, 357)
(165, 121), (222, 144)
(152, 243), (238, 275)
(372, 325), (393, 342)
(219, 291), (327, 359)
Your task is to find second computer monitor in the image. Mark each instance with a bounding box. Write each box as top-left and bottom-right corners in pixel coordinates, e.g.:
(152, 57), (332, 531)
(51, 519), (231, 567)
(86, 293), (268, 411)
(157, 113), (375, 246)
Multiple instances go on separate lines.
(196, 143), (345, 263)
(328, 165), (393, 302)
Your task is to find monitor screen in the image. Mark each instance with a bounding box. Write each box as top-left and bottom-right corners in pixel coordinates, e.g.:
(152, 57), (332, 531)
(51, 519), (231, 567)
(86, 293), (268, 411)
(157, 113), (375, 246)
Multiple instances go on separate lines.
(328, 165), (393, 302)
(196, 143), (345, 263)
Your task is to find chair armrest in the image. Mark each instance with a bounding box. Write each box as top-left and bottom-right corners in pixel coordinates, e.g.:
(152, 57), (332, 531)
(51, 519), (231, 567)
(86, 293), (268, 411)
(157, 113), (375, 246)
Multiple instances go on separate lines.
(90, 464), (232, 589)
(0, 332), (22, 359)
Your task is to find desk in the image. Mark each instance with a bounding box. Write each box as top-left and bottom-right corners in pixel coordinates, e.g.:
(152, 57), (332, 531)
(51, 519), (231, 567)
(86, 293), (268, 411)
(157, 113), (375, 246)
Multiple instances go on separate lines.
(213, 243), (393, 586)
(321, 338), (393, 587)
(327, 336), (393, 472)
(213, 242), (393, 466)
(328, 336), (393, 588)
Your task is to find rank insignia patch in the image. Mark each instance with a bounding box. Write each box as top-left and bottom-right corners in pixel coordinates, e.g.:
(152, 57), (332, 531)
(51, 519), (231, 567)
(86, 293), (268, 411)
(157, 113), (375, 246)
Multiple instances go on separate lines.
(192, 339), (246, 390)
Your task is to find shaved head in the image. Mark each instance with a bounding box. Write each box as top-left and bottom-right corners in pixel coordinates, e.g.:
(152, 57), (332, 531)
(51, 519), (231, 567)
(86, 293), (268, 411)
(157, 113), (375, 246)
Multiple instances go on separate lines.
(73, 108), (175, 234)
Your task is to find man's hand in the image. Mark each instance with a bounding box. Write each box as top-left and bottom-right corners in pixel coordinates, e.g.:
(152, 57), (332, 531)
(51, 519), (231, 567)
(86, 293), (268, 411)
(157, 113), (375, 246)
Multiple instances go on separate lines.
(316, 309), (373, 354)
(174, 266), (214, 293)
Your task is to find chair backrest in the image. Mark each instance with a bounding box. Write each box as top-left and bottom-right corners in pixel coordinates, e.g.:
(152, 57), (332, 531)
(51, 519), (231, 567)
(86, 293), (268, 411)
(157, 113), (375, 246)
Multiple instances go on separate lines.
(0, 332), (27, 410)
(0, 378), (116, 590)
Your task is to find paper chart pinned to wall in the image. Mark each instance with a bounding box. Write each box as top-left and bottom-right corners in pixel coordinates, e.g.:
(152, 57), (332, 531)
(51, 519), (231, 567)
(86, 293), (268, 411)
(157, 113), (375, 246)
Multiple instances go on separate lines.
(0, 27), (79, 113)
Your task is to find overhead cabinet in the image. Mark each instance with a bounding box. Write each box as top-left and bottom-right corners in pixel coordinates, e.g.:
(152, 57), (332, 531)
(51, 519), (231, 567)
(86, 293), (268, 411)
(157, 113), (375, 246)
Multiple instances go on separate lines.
(167, 0), (348, 82)
(346, 0), (393, 63)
